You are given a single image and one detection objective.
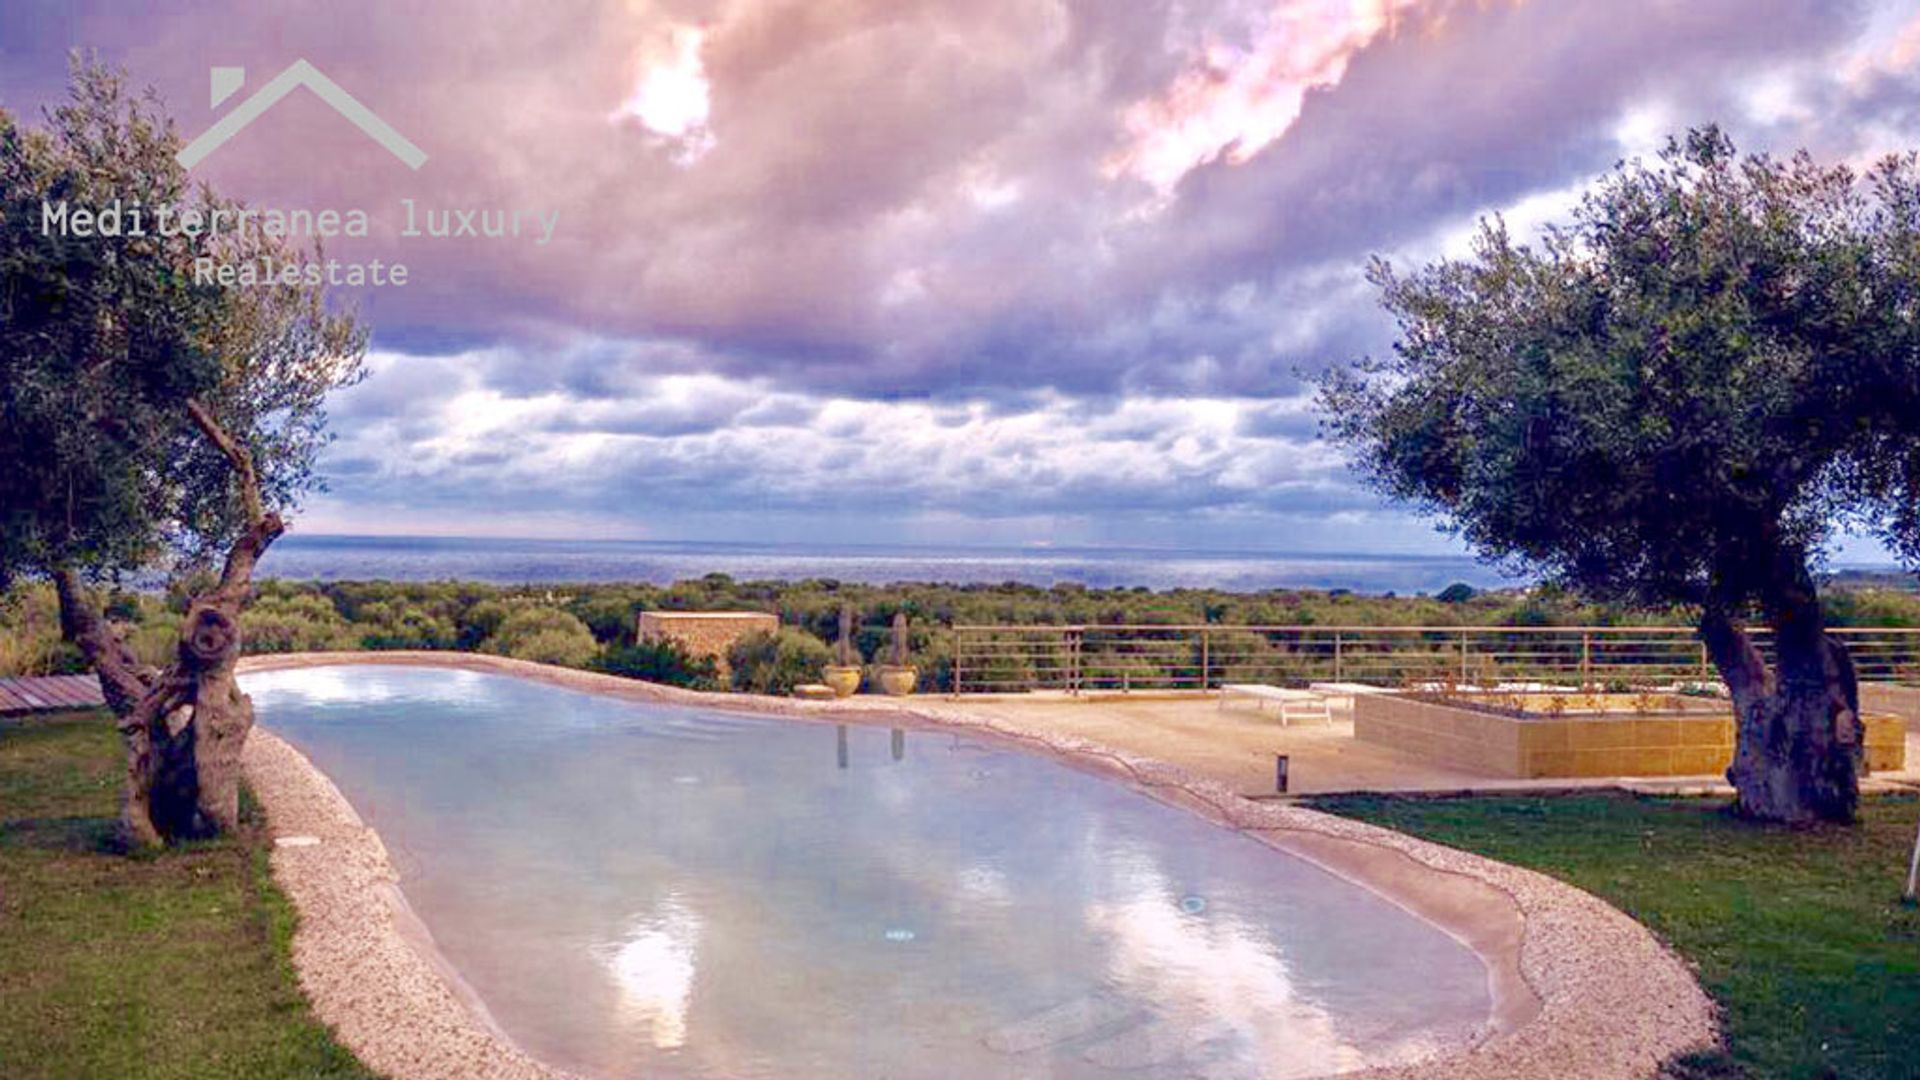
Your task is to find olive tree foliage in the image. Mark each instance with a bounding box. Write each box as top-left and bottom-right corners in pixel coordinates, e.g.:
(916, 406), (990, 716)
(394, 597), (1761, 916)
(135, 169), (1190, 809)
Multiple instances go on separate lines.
(0, 61), (367, 844)
(1320, 128), (1920, 823)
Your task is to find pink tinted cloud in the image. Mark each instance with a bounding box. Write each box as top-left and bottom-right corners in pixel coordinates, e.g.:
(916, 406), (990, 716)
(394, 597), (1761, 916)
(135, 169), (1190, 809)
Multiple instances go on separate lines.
(6, 0), (1881, 397)
(1107, 0), (1461, 194)
(5, 0), (1898, 540)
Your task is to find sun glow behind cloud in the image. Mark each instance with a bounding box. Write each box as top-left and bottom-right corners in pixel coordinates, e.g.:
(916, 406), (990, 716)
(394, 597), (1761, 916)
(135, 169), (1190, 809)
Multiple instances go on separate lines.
(614, 23), (715, 164)
(1106, 0), (1451, 195)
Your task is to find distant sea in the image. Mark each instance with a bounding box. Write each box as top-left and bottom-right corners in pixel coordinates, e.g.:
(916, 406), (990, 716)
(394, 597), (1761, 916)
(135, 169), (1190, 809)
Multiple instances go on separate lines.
(259, 535), (1527, 594)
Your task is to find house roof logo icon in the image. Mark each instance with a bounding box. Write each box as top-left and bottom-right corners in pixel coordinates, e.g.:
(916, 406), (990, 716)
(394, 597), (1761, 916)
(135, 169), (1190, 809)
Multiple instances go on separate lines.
(176, 60), (427, 170)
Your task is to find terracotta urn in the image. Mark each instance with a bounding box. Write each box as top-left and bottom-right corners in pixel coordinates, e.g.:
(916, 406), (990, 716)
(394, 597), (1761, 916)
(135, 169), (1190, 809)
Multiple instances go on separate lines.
(822, 665), (863, 698)
(878, 665), (918, 696)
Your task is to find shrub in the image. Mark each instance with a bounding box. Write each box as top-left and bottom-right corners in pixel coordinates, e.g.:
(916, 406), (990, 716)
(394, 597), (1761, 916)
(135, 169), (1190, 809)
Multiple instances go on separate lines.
(1203, 629), (1280, 683)
(458, 599), (515, 649)
(243, 594), (356, 653)
(595, 639), (721, 690)
(728, 628), (831, 694)
(500, 627), (599, 668)
(356, 601), (459, 650)
(916, 635), (956, 692)
(485, 607), (598, 667)
(0, 584), (83, 675)
(165, 569), (220, 614)
(124, 611), (185, 668)
(0, 626), (82, 676)
(103, 590), (144, 622)
(568, 591), (646, 644)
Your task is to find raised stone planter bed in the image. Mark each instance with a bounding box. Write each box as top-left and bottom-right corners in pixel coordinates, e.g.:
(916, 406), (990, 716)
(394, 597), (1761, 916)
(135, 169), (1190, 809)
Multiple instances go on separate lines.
(1355, 692), (1907, 779)
(1861, 683), (1920, 731)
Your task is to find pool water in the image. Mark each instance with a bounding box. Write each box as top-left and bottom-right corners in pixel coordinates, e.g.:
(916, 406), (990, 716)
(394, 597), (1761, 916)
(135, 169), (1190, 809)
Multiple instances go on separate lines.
(247, 665), (1490, 1079)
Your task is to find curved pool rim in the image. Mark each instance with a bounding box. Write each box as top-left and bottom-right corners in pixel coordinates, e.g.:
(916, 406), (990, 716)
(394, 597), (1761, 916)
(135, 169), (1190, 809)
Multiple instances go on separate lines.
(238, 651), (1717, 1080)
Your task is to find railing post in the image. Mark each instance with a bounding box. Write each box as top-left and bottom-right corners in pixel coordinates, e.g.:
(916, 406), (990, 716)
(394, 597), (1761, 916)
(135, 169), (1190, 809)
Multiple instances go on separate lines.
(1699, 641), (1710, 681)
(1333, 630), (1343, 682)
(1459, 629), (1470, 685)
(1070, 627), (1082, 697)
(953, 628), (965, 696)
(1580, 631), (1592, 691)
(1200, 627), (1210, 693)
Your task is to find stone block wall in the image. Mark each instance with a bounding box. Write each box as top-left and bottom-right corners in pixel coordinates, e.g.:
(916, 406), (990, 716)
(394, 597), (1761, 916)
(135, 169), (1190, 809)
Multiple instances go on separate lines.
(637, 611), (779, 676)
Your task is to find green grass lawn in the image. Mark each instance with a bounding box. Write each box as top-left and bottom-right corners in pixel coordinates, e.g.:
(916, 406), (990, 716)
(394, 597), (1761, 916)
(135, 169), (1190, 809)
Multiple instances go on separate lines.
(1309, 790), (1920, 1079)
(0, 710), (374, 1080)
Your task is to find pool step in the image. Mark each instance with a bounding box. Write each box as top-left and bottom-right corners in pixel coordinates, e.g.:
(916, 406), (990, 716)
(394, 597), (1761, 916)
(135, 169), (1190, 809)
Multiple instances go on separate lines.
(984, 994), (1139, 1054)
(621, 711), (770, 742)
(1082, 1016), (1249, 1074)
(1082, 1017), (1199, 1069)
(985, 996), (1253, 1074)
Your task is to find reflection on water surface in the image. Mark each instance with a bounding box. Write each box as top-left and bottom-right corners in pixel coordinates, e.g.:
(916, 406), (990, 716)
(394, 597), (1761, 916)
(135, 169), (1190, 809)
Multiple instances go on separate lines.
(249, 665), (1490, 1079)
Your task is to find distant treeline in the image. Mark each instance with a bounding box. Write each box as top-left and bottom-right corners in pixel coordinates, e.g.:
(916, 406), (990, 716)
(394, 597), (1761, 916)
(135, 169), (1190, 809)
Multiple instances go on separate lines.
(3, 574), (1916, 691)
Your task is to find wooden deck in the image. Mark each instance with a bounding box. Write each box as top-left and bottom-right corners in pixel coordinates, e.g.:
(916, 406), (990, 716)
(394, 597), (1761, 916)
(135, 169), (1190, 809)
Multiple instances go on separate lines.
(0, 674), (105, 714)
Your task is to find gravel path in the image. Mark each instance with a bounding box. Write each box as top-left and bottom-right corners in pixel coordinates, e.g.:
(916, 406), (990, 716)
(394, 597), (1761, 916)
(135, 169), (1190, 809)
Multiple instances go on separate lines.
(241, 652), (1718, 1079)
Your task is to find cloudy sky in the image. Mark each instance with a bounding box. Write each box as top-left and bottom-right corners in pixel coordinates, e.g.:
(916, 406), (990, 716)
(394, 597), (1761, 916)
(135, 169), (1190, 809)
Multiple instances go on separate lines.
(6, 0), (1920, 554)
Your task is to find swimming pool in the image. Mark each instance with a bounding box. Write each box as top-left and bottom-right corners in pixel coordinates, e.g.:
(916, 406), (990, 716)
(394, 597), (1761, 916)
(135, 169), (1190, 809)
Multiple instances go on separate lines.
(246, 665), (1492, 1079)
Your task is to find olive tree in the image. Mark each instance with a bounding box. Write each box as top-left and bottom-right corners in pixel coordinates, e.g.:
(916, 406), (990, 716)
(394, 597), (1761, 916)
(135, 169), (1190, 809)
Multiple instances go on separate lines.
(1, 62), (366, 844)
(1320, 128), (1920, 824)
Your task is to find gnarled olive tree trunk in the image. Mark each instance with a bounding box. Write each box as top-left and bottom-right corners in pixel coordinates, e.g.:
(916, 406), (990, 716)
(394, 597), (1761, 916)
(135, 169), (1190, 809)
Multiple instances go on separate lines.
(53, 400), (280, 846)
(1699, 560), (1863, 824)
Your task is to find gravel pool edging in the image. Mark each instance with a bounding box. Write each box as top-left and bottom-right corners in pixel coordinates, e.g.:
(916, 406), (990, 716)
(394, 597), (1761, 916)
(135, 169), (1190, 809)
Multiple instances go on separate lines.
(245, 728), (576, 1080)
(239, 651), (1719, 1079)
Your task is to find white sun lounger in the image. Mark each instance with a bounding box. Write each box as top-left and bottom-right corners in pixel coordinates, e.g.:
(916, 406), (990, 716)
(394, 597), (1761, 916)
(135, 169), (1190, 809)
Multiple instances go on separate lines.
(1217, 684), (1332, 725)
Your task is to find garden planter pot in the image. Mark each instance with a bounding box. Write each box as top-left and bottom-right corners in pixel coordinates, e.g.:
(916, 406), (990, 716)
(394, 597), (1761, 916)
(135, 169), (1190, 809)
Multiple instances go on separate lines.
(822, 665), (862, 697)
(878, 666), (918, 696)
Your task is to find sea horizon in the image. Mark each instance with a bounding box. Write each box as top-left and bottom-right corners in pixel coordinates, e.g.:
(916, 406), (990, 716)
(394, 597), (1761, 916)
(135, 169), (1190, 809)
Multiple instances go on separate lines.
(259, 532), (1532, 594)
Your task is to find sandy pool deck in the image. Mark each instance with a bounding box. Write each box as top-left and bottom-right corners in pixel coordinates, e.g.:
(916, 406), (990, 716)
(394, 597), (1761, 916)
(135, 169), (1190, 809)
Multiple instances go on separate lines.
(239, 652), (1718, 1080)
(898, 691), (1920, 799)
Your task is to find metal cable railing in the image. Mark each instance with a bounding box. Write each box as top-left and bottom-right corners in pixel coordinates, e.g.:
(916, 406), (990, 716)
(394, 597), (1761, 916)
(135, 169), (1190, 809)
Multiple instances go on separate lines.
(948, 624), (1920, 694)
